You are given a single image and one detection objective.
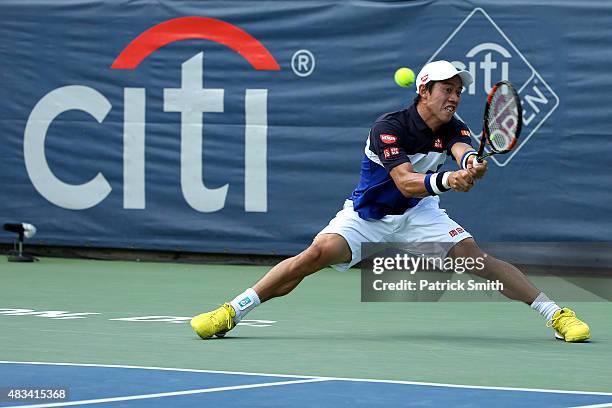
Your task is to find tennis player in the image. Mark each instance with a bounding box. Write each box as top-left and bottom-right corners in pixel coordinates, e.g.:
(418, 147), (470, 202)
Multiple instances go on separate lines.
(191, 60), (590, 342)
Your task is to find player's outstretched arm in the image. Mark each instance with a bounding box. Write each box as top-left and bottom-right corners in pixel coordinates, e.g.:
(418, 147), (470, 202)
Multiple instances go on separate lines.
(390, 162), (474, 197)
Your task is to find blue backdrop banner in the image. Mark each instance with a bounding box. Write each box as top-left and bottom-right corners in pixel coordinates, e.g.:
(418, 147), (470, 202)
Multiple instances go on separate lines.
(1, 1), (610, 256)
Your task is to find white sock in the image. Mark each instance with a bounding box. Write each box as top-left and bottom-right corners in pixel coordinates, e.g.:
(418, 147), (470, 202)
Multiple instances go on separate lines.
(229, 288), (261, 324)
(530, 292), (561, 321)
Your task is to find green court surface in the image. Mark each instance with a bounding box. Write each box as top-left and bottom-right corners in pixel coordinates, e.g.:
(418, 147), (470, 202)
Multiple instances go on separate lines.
(0, 257), (610, 394)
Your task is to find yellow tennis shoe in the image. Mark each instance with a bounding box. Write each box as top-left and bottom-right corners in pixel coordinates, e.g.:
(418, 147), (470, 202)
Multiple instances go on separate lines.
(190, 303), (236, 339)
(547, 308), (590, 342)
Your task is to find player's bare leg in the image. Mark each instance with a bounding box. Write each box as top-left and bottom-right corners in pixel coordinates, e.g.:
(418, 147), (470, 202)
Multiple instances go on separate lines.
(449, 238), (590, 341)
(190, 233), (351, 339)
(449, 238), (539, 303)
(253, 233), (351, 301)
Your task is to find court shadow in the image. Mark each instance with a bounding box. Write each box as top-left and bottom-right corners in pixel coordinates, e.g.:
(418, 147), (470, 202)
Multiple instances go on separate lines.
(379, 332), (593, 345)
(191, 335), (262, 341)
(232, 331), (594, 346)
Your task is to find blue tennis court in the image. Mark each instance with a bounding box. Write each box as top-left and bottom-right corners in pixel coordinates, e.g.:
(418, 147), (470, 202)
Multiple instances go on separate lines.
(1, 362), (611, 408)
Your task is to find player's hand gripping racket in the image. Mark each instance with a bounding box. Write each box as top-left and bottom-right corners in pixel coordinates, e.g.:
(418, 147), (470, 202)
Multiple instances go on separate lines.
(476, 81), (522, 162)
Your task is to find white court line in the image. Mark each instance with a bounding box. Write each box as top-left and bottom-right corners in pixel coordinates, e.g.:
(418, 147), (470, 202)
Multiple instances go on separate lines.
(0, 378), (329, 408)
(1, 361), (611, 396)
(568, 403), (612, 408)
(0, 361), (315, 379)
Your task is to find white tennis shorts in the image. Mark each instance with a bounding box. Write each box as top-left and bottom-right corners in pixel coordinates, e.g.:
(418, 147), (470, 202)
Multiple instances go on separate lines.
(317, 196), (472, 271)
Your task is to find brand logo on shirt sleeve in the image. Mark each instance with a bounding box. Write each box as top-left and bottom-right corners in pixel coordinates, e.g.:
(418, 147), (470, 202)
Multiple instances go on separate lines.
(383, 147), (401, 159)
(380, 134), (397, 144)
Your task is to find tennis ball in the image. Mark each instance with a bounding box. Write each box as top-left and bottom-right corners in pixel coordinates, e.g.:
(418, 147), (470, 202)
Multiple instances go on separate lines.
(394, 67), (415, 88)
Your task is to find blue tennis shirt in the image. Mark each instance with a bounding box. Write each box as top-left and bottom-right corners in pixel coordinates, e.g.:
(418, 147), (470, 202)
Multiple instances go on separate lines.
(349, 100), (472, 220)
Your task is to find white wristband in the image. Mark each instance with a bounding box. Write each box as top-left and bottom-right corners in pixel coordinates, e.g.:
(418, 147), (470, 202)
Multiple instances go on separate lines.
(461, 150), (478, 169)
(424, 172), (451, 196)
(441, 171), (451, 190)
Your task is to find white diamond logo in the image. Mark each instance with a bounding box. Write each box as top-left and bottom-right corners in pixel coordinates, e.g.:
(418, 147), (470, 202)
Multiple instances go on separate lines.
(428, 8), (559, 166)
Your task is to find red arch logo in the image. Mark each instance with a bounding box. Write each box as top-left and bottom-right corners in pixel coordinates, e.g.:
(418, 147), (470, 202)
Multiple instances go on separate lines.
(112, 16), (280, 71)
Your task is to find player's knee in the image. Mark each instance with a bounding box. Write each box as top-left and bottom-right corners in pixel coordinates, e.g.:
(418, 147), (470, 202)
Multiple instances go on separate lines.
(449, 238), (490, 275)
(289, 234), (350, 278)
(450, 238), (483, 259)
(286, 245), (322, 279)
(301, 242), (327, 267)
(293, 241), (332, 274)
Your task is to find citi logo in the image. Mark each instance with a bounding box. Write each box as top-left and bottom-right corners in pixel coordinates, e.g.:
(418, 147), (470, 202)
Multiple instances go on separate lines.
(24, 17), (279, 212)
(454, 43), (510, 95)
(427, 8), (559, 166)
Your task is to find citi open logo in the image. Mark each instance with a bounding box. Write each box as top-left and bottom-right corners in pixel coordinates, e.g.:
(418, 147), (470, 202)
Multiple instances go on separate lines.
(427, 8), (559, 166)
(24, 17), (279, 212)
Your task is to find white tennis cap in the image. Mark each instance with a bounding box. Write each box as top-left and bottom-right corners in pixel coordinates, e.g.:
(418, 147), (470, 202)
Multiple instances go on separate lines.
(415, 60), (474, 94)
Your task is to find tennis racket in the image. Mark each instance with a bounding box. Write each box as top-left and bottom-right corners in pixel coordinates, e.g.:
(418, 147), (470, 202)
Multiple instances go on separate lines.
(476, 80), (522, 162)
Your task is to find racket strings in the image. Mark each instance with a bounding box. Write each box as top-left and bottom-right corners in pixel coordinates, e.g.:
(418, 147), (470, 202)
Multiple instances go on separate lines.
(486, 84), (519, 152)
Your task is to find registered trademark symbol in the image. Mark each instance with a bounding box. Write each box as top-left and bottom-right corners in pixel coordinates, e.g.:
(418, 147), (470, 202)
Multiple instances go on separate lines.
(291, 49), (315, 77)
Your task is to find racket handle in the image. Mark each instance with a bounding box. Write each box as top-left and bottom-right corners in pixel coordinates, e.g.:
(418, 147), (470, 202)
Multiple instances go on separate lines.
(476, 152), (492, 163)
